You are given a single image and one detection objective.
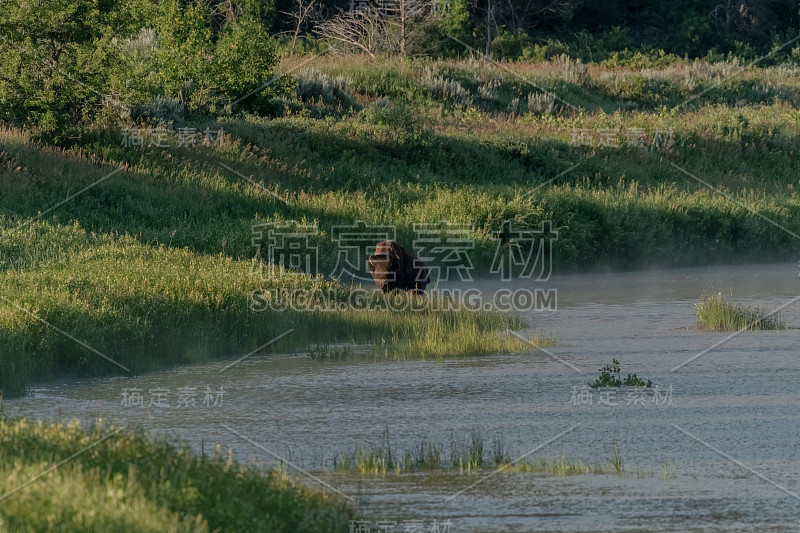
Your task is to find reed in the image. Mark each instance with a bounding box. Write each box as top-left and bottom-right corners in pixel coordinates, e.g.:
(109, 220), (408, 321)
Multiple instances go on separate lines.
(695, 292), (786, 331)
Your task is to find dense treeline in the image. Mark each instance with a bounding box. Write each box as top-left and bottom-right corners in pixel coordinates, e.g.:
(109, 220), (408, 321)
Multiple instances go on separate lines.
(527, 0), (800, 59)
(1, 0), (799, 138)
(270, 0), (800, 60)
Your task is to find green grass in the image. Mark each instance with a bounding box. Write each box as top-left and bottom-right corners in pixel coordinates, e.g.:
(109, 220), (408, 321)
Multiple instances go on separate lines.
(695, 292), (786, 331)
(0, 227), (535, 398)
(8, 58), (800, 274)
(3, 54), (800, 397)
(332, 433), (627, 477)
(0, 416), (352, 532)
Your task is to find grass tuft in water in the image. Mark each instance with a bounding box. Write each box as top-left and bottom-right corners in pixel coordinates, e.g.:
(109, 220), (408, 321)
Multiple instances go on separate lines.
(610, 443), (623, 475)
(333, 434), (629, 477)
(695, 292), (785, 331)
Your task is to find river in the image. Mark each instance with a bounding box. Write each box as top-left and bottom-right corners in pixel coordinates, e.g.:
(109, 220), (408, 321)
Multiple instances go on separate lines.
(6, 262), (799, 532)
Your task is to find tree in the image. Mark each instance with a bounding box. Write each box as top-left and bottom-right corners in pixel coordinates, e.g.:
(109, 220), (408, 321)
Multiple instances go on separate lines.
(315, 9), (387, 57)
(316, 0), (442, 57)
(0, 0), (147, 137)
(281, 0), (321, 56)
(0, 0), (281, 139)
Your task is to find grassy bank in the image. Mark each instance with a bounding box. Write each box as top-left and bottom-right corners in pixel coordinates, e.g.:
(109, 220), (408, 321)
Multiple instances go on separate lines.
(12, 56), (797, 273)
(695, 293), (786, 331)
(3, 55), (799, 396)
(0, 223), (532, 397)
(0, 417), (352, 532)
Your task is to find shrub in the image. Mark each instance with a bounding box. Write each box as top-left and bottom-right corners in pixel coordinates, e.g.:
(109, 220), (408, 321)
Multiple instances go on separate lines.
(526, 92), (557, 115)
(0, 0), (280, 139)
(552, 54), (589, 87)
(421, 67), (474, 107)
(296, 69), (354, 107)
(0, 0), (144, 138)
(477, 77), (500, 100)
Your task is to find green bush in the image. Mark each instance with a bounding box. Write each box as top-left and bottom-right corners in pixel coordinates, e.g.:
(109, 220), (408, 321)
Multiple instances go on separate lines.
(0, 0), (144, 138)
(588, 359), (652, 388)
(0, 0), (280, 139)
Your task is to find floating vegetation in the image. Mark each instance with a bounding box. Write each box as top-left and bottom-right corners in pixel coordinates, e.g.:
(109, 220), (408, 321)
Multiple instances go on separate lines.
(695, 292), (786, 331)
(588, 359), (652, 388)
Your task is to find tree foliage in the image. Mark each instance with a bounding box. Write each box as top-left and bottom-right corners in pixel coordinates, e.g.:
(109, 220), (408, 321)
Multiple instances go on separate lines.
(2, 0), (799, 140)
(0, 0), (279, 138)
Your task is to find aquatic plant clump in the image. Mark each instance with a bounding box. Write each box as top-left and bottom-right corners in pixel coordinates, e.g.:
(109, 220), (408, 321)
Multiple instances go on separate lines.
(588, 359), (652, 388)
(695, 293), (786, 332)
(333, 432), (627, 477)
(308, 344), (352, 360)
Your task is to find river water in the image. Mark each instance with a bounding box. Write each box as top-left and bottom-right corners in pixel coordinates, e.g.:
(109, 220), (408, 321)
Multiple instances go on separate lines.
(6, 262), (800, 532)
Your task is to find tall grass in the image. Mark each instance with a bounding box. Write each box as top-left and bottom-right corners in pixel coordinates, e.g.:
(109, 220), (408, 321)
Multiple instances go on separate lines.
(0, 417), (352, 532)
(333, 432), (626, 477)
(695, 292), (786, 331)
(0, 230), (536, 397)
(3, 55), (799, 395)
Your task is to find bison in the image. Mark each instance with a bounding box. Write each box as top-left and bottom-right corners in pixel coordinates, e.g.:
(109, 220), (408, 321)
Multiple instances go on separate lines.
(367, 240), (429, 293)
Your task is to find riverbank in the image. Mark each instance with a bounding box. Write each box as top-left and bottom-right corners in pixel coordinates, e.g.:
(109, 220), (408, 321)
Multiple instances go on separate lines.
(0, 225), (533, 398)
(2, 55), (798, 398)
(0, 416), (352, 532)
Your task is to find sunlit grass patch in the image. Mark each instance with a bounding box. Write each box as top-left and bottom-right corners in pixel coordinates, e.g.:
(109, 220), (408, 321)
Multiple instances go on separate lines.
(496, 442), (623, 476)
(0, 228), (535, 398)
(372, 310), (551, 360)
(0, 417), (352, 533)
(507, 452), (605, 476)
(695, 292), (785, 331)
(333, 433), (626, 477)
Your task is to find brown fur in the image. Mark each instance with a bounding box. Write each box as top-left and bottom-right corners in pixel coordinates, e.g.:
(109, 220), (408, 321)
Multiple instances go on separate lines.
(367, 240), (429, 293)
